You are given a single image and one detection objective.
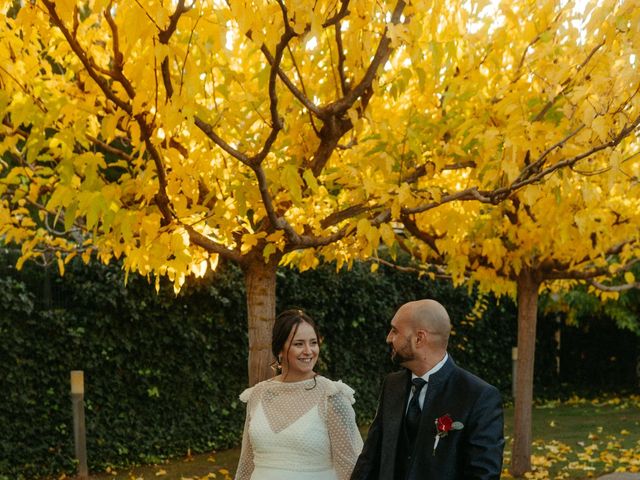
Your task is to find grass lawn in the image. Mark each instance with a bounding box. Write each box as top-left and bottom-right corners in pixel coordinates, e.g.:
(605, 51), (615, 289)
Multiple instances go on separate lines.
(502, 395), (640, 479)
(85, 395), (640, 480)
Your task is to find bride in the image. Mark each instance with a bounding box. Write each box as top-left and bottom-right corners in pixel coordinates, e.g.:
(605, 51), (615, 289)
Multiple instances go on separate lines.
(234, 309), (363, 480)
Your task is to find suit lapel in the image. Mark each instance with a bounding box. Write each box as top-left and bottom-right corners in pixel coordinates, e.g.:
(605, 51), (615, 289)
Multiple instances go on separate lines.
(412, 357), (457, 467)
(381, 370), (411, 473)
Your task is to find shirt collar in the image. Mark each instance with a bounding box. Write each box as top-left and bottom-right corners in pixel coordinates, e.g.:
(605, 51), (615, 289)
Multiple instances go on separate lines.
(412, 352), (448, 383)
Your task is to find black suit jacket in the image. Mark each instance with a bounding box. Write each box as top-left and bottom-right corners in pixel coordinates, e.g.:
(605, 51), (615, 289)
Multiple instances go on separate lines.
(351, 356), (504, 480)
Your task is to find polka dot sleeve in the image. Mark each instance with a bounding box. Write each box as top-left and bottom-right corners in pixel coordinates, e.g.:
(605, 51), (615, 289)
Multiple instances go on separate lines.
(234, 387), (255, 480)
(326, 384), (363, 480)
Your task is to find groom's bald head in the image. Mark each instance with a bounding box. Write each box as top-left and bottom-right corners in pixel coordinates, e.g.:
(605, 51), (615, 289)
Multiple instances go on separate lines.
(398, 299), (451, 349)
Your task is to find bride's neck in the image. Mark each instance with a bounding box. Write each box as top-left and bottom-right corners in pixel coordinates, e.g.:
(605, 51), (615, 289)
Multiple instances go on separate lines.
(276, 371), (316, 383)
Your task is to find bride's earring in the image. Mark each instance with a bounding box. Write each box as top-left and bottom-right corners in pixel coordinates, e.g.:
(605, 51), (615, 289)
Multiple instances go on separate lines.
(270, 355), (283, 372)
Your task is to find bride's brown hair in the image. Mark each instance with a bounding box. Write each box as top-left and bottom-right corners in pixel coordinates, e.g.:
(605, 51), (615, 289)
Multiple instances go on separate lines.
(271, 309), (321, 373)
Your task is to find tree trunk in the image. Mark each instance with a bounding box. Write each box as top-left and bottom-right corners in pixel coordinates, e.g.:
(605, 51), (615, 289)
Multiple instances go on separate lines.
(511, 268), (543, 477)
(243, 256), (279, 386)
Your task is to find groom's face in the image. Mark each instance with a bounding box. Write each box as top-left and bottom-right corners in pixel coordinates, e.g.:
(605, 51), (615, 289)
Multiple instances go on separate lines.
(387, 315), (415, 366)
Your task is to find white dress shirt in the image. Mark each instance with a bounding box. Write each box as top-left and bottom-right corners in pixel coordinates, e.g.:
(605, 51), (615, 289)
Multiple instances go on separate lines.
(407, 352), (449, 411)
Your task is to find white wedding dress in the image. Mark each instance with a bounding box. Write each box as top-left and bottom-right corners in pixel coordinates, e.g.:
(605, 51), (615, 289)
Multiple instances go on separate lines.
(234, 376), (363, 480)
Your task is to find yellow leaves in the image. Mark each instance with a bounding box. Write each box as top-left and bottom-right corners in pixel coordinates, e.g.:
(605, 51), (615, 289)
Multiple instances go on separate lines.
(579, 183), (602, 205)
(46, 186), (76, 218)
(356, 218), (381, 257)
(262, 243), (277, 262)
(499, 395), (640, 478)
(391, 183), (412, 220)
(90, 0), (113, 11)
(52, 0), (77, 22)
(522, 185), (541, 206)
(101, 113), (124, 143)
(379, 223), (396, 248)
(240, 232), (266, 254)
(480, 238), (506, 270)
(501, 159), (522, 186)
(83, 192), (106, 230)
(280, 165), (302, 205)
(297, 248), (319, 272)
(8, 92), (41, 131)
(302, 169), (319, 194)
(591, 116), (610, 142)
(387, 24), (410, 48)
(596, 290), (620, 302)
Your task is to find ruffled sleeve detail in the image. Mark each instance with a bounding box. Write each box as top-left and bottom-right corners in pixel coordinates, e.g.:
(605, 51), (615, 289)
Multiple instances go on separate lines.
(326, 379), (356, 405)
(239, 386), (254, 403)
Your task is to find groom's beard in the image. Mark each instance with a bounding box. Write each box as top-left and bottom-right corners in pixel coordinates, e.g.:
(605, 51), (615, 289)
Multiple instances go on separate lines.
(390, 338), (414, 366)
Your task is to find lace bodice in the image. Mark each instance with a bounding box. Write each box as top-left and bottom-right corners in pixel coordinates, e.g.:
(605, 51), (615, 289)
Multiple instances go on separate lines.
(234, 376), (363, 480)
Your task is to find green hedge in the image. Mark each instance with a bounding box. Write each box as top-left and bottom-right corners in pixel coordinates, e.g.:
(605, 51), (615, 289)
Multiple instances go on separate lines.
(1, 254), (249, 479)
(1, 250), (637, 478)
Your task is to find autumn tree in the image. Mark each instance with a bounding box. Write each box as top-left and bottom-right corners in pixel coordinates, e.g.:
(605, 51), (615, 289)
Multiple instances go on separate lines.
(2, 0), (637, 401)
(388, 0), (640, 475)
(0, 0), (515, 385)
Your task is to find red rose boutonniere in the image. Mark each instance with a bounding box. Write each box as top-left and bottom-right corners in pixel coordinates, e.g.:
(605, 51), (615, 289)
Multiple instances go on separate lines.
(433, 414), (464, 455)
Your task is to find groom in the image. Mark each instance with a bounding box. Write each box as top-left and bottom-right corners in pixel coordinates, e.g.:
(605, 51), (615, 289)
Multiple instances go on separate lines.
(350, 299), (504, 480)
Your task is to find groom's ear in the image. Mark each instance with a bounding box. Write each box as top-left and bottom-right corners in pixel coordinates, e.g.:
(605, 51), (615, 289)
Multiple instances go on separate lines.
(415, 329), (428, 345)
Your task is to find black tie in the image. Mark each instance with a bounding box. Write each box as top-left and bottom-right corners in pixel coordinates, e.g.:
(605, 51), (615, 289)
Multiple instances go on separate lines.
(405, 378), (427, 444)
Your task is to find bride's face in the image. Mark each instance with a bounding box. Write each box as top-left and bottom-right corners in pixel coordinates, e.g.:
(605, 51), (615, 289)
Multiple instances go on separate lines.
(281, 321), (319, 380)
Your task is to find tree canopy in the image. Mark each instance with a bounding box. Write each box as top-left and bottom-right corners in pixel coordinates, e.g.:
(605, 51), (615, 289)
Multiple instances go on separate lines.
(3, 0), (604, 385)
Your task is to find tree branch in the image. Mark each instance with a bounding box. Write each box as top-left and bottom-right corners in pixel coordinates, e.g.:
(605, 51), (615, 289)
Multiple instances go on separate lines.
(252, 165), (295, 237)
(491, 112), (640, 202)
(283, 226), (349, 251)
(286, 44), (320, 134)
(103, 5), (136, 99)
(248, 24), (288, 164)
(86, 134), (133, 162)
(41, 2), (176, 226)
(531, 40), (605, 123)
(320, 204), (370, 229)
(259, 45), (324, 117)
(514, 125), (585, 184)
(402, 186), (494, 215)
(400, 214), (443, 256)
(369, 257), (453, 279)
(179, 14), (200, 96)
(42, 1), (131, 113)
(587, 278), (640, 292)
(401, 160), (476, 184)
(323, 0), (406, 116)
(322, 0), (350, 28)
(48, 2), (174, 225)
(513, 8), (565, 81)
(157, 0), (193, 100)
(193, 116), (252, 165)
(310, 115), (353, 175)
(182, 225), (244, 264)
(334, 16), (349, 95)
(309, 0), (407, 175)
